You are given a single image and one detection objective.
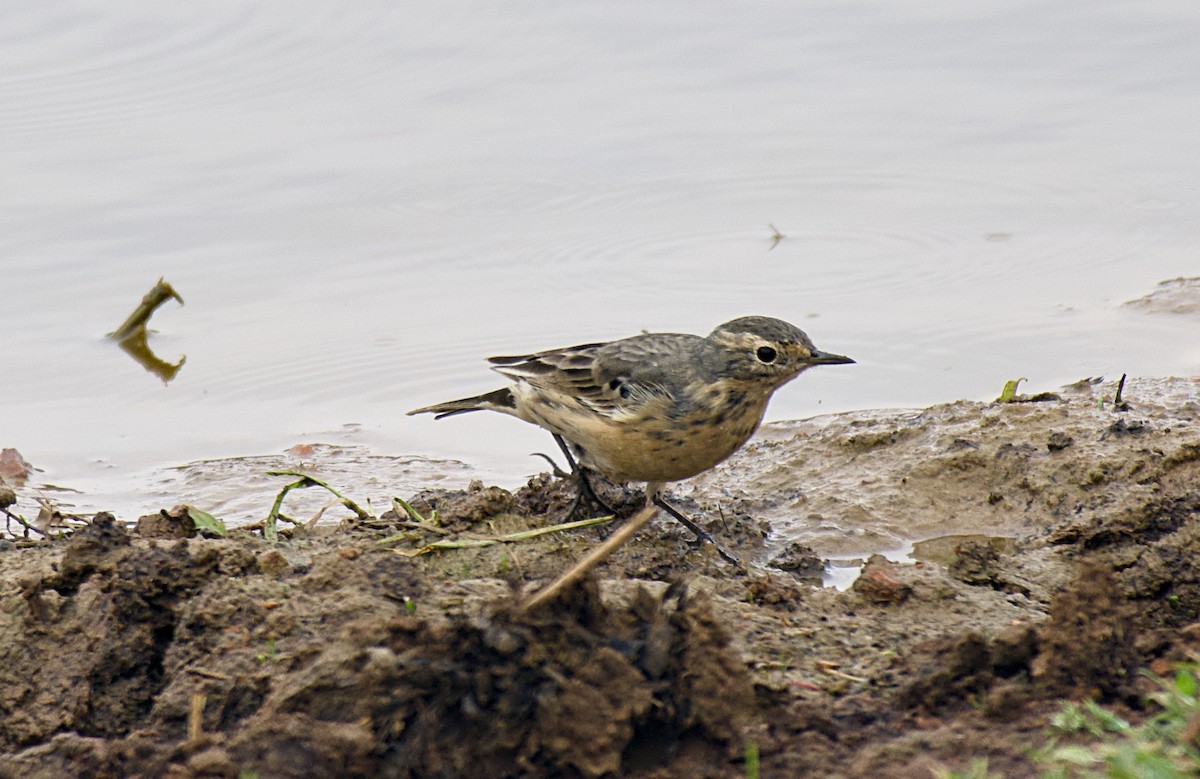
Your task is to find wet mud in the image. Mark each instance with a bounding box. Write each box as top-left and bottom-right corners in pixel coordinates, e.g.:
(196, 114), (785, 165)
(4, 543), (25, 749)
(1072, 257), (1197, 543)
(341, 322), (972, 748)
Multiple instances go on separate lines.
(3, 376), (1200, 777)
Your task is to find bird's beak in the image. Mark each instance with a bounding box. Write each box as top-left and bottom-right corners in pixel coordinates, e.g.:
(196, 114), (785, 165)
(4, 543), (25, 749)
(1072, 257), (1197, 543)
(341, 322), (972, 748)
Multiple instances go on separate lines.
(808, 350), (855, 365)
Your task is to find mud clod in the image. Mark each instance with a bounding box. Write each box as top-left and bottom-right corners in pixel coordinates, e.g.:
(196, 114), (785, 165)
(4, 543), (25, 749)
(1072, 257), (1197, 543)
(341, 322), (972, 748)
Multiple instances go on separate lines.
(441, 480), (518, 524)
(45, 512), (133, 594)
(1102, 417), (1149, 439)
(230, 575), (751, 779)
(1032, 563), (1138, 699)
(898, 632), (995, 714)
(1, 511), (753, 779)
(768, 541), (823, 582)
(136, 505), (199, 539)
(852, 555), (913, 603)
(1046, 431), (1074, 451)
(257, 549), (291, 576)
(2, 514), (240, 754)
(949, 540), (1001, 586)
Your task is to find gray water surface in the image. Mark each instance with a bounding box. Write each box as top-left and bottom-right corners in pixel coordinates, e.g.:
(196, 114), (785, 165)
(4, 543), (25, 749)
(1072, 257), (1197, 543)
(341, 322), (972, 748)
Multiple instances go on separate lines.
(2, 1), (1198, 521)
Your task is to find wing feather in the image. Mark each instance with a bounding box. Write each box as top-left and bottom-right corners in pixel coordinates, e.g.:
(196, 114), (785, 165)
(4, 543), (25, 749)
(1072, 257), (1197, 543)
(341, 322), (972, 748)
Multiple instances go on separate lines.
(487, 334), (699, 419)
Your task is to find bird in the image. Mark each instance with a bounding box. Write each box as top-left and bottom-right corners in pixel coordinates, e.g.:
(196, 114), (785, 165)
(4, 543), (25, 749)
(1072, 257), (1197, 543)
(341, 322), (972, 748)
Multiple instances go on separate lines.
(407, 316), (854, 563)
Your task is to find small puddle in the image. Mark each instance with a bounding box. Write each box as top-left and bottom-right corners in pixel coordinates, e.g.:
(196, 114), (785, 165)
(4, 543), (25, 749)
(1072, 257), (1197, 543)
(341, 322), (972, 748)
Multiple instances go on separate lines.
(820, 534), (1017, 590)
(909, 533), (1018, 566)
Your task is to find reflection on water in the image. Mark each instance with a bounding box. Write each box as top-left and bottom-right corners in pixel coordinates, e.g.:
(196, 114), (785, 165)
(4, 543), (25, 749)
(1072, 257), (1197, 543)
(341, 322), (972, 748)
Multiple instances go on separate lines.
(1, 1), (1198, 530)
(109, 278), (188, 383)
(115, 330), (186, 384)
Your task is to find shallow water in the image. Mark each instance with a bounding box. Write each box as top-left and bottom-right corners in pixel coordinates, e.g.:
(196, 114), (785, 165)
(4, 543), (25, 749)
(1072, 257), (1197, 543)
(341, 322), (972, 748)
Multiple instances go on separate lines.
(2, 1), (1198, 524)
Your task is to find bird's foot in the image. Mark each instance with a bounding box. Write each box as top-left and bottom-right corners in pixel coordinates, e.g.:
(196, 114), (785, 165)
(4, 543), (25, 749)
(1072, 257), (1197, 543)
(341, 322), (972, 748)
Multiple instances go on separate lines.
(530, 449), (618, 522)
(565, 468), (620, 522)
(651, 494), (740, 566)
(544, 433), (620, 522)
(530, 452), (571, 479)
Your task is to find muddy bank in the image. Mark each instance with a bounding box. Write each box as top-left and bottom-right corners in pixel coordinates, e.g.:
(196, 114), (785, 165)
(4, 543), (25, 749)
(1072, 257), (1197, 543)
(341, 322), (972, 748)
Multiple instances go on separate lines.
(2, 376), (1200, 777)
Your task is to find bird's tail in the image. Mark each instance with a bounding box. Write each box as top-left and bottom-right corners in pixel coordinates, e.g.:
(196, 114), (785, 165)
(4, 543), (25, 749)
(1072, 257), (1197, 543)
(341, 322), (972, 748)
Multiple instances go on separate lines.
(406, 388), (516, 420)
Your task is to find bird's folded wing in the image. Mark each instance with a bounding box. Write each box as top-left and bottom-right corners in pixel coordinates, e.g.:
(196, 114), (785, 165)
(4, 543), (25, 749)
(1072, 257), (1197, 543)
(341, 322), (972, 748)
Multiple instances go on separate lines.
(489, 341), (674, 418)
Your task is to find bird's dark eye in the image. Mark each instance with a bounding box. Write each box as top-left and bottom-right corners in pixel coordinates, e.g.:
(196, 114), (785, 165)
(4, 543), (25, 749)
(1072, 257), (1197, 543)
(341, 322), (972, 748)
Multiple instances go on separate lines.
(756, 346), (777, 363)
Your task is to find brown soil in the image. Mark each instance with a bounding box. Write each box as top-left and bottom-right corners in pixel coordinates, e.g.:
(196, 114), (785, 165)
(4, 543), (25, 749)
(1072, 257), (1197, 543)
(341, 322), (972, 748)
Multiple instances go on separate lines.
(3, 376), (1200, 778)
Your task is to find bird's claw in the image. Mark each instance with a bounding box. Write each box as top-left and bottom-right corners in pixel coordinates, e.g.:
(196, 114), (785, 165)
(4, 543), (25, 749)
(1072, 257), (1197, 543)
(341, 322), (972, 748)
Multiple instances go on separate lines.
(530, 452), (570, 479)
(651, 494), (740, 565)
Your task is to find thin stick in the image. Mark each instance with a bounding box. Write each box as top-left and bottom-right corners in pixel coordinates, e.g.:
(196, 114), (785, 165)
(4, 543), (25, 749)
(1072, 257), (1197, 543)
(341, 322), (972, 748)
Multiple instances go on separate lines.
(518, 505), (657, 614)
(394, 514), (616, 555)
(188, 693), (207, 741)
(3, 509), (46, 538)
(1114, 373), (1128, 408)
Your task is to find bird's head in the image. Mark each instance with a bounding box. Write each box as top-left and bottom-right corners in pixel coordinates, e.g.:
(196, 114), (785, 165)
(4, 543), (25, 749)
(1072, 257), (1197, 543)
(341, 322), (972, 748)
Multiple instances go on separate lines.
(708, 316), (854, 388)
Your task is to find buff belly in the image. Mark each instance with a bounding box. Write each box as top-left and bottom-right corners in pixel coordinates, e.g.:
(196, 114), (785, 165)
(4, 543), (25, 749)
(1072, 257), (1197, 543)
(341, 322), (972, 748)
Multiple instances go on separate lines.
(513, 386), (768, 484)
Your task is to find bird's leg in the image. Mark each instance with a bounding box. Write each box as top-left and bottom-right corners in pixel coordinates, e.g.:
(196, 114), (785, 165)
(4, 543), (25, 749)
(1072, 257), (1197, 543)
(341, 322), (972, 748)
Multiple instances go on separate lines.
(650, 492), (740, 566)
(552, 433), (580, 472)
(552, 434), (619, 519)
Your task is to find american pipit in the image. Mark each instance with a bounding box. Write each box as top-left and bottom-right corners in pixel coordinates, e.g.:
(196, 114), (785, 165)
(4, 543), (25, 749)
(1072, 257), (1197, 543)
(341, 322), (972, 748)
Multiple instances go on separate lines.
(408, 316), (853, 562)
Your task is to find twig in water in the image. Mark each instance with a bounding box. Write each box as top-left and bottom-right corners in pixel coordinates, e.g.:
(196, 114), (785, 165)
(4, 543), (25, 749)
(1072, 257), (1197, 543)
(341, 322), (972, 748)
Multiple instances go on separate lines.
(768, 223), (785, 251)
(109, 277), (184, 340)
